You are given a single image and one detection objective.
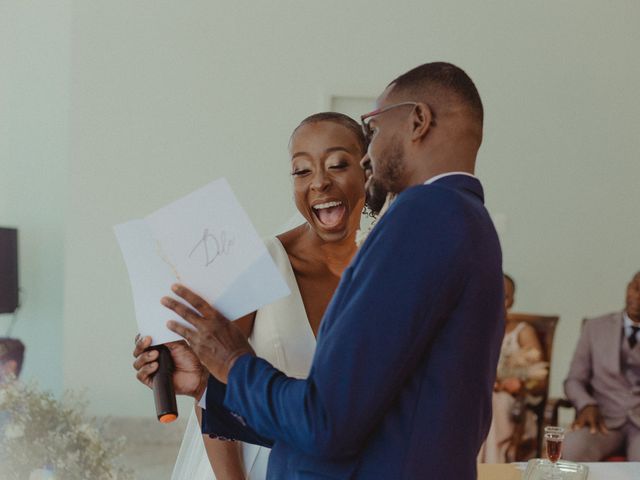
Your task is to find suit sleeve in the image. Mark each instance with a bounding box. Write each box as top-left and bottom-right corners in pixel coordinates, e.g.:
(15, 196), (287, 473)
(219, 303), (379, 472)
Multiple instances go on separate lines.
(221, 189), (472, 459)
(564, 321), (597, 411)
(200, 374), (274, 447)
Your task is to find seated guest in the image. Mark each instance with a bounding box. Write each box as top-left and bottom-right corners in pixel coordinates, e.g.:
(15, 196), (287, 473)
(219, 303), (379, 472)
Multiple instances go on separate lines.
(0, 338), (25, 383)
(563, 271), (640, 461)
(478, 274), (548, 463)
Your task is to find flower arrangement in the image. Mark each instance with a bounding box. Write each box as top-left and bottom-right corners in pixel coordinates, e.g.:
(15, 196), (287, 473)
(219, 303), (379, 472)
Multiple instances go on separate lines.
(355, 193), (396, 247)
(0, 379), (132, 480)
(497, 347), (549, 390)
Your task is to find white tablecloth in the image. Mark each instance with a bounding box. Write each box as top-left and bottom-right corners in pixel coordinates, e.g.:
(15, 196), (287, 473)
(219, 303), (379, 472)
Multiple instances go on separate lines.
(514, 462), (640, 480)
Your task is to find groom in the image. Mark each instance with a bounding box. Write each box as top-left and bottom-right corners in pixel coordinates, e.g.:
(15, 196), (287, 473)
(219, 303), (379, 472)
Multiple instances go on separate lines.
(134, 62), (504, 479)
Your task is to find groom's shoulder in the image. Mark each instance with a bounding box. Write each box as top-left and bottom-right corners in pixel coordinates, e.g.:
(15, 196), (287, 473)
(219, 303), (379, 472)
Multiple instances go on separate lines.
(392, 181), (482, 219)
(375, 187), (472, 246)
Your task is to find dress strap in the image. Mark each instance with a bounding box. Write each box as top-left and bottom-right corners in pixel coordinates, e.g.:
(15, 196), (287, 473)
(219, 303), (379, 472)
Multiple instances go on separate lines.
(512, 321), (527, 337)
(502, 322), (526, 352)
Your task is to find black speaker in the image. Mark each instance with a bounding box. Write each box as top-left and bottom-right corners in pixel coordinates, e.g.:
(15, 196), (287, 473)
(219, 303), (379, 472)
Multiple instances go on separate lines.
(0, 228), (19, 314)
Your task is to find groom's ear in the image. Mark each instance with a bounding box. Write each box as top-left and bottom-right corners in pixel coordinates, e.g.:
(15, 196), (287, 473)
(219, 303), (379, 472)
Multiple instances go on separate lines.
(410, 103), (434, 142)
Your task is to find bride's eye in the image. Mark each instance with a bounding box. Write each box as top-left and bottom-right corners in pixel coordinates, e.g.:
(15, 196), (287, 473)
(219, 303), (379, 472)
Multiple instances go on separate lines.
(328, 161), (348, 170)
(291, 169), (310, 176)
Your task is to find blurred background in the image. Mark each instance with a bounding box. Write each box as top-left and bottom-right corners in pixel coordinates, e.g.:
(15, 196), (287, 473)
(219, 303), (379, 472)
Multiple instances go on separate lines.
(1, 0), (639, 477)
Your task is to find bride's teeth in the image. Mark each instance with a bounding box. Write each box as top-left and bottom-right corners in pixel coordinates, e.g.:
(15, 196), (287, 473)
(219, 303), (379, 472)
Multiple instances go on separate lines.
(313, 201), (343, 210)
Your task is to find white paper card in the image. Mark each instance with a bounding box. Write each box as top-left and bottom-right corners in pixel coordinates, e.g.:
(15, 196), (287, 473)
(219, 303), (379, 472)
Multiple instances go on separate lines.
(114, 178), (290, 345)
(114, 220), (186, 344)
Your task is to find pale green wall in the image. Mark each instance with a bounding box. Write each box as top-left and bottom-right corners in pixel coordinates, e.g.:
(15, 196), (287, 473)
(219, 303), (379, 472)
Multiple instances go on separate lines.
(4, 1), (639, 416)
(0, 1), (70, 394)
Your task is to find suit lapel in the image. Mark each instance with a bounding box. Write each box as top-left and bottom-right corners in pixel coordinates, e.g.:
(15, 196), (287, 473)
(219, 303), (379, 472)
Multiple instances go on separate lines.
(603, 312), (624, 375)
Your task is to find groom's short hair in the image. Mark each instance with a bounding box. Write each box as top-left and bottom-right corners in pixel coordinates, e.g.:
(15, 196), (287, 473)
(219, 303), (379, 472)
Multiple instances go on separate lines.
(389, 62), (483, 125)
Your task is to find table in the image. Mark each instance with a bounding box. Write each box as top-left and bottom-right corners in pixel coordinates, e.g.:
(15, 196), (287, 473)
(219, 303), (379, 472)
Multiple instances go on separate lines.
(477, 462), (640, 479)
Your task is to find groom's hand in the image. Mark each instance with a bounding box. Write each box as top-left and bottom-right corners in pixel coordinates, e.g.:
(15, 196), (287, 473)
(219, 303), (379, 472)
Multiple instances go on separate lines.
(132, 335), (208, 400)
(163, 284), (255, 384)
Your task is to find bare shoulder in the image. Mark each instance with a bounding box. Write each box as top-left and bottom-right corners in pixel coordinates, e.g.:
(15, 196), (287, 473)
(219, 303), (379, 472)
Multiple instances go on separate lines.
(519, 322), (537, 336)
(276, 224), (323, 274)
(518, 322), (542, 350)
(276, 224), (308, 256)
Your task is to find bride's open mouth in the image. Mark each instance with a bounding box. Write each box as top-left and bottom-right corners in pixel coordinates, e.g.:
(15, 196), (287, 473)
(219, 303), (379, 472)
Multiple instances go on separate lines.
(312, 200), (347, 230)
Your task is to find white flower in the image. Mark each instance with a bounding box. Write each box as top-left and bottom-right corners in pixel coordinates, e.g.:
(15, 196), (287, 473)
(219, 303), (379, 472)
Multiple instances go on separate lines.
(526, 361), (550, 381)
(78, 422), (99, 442)
(355, 193), (396, 247)
(5, 422), (25, 439)
(355, 228), (369, 247)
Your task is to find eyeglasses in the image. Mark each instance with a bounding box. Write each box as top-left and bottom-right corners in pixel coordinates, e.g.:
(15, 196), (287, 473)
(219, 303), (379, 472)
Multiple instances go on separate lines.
(360, 102), (418, 140)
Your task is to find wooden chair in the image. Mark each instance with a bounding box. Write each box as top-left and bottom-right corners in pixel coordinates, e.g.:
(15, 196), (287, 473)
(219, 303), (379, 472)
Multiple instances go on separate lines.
(505, 312), (559, 460)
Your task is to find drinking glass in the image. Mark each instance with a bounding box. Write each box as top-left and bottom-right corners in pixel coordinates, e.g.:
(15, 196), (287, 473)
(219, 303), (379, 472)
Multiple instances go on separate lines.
(544, 426), (565, 479)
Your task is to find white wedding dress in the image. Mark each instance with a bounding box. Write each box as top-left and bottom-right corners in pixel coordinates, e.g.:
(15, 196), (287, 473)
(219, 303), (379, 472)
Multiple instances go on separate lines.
(171, 237), (316, 479)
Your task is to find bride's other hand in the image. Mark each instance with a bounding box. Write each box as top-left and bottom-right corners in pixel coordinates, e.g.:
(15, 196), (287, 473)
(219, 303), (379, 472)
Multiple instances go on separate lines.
(132, 335), (208, 400)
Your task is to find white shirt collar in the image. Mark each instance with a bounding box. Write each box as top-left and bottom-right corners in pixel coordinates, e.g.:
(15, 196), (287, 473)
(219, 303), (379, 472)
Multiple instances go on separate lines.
(623, 311), (640, 336)
(423, 172), (477, 185)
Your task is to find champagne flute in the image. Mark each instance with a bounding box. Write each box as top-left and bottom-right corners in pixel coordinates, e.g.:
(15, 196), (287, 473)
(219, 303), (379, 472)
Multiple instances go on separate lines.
(544, 426), (565, 479)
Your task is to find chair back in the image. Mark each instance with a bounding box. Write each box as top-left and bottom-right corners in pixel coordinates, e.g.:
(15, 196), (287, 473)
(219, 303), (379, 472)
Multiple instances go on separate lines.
(507, 313), (559, 366)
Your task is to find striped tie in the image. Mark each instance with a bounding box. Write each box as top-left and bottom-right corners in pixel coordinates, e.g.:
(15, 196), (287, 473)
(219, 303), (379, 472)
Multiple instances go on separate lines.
(629, 326), (640, 349)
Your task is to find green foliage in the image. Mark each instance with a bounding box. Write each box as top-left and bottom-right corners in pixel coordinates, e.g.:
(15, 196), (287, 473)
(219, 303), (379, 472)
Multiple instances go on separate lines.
(0, 380), (133, 480)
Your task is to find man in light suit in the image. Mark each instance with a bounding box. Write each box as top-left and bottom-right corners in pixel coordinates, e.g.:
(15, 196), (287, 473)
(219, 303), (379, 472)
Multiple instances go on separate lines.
(563, 271), (640, 461)
(134, 62), (504, 479)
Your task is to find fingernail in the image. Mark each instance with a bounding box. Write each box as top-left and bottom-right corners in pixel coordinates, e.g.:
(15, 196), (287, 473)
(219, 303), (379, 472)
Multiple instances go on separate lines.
(161, 297), (170, 306)
(171, 284), (179, 292)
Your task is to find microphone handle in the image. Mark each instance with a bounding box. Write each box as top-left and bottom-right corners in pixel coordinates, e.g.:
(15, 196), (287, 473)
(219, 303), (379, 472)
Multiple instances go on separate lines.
(148, 344), (178, 423)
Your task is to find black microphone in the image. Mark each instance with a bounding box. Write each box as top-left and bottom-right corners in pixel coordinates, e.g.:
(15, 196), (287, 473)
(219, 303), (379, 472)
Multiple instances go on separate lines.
(147, 344), (178, 423)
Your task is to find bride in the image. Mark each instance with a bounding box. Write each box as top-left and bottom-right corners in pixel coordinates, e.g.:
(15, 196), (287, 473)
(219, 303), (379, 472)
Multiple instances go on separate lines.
(171, 112), (382, 479)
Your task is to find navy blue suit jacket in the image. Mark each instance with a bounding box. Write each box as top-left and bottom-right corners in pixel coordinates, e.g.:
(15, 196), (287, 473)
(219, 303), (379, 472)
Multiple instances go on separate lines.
(202, 175), (504, 479)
